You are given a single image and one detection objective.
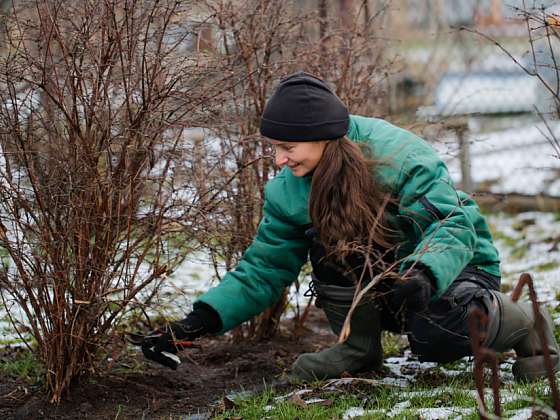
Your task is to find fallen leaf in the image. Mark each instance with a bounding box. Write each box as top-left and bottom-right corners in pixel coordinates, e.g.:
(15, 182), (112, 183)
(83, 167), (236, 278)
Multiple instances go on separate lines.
(304, 398), (333, 407)
(313, 398), (333, 407)
(290, 393), (307, 408)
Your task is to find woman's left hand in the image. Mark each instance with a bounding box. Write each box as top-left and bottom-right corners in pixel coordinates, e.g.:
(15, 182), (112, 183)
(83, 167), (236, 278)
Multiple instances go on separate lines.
(391, 270), (435, 313)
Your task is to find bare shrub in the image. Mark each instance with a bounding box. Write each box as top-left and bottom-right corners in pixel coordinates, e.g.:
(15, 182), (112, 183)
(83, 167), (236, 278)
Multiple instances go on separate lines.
(0, 0), (225, 402)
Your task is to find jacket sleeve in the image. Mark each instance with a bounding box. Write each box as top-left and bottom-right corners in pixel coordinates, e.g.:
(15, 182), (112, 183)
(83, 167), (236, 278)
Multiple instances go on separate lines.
(195, 186), (310, 332)
(397, 149), (476, 297)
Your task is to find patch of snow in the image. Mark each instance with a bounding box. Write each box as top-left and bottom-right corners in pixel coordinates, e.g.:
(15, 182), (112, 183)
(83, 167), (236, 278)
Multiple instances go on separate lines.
(507, 407), (536, 420)
(380, 377), (410, 387)
(342, 407), (368, 419)
(438, 368), (464, 377)
(486, 212), (560, 306)
(304, 397), (330, 405)
(416, 407), (474, 419)
(324, 377), (405, 388)
(392, 400), (411, 411)
(385, 356), (409, 364)
(383, 351), (443, 383)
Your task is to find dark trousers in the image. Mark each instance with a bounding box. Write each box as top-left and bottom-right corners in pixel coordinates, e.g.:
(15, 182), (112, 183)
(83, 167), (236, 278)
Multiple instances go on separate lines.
(313, 265), (501, 364)
(379, 266), (500, 363)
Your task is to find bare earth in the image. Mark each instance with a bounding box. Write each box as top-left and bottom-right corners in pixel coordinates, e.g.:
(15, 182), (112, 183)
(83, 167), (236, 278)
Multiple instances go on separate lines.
(0, 308), (336, 419)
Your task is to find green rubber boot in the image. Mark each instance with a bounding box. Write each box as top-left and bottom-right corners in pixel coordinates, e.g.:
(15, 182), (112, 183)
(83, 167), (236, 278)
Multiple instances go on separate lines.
(484, 291), (560, 381)
(290, 283), (383, 382)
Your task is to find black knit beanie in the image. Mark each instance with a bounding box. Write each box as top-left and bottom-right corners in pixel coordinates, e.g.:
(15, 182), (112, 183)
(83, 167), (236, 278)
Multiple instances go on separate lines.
(260, 71), (349, 141)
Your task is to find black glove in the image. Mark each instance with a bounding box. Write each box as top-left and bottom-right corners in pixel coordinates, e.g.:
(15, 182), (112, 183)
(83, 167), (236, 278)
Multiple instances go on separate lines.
(391, 270), (435, 313)
(141, 302), (222, 368)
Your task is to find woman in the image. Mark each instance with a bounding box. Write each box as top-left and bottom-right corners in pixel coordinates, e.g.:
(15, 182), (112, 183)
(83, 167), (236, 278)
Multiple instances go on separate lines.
(142, 72), (559, 382)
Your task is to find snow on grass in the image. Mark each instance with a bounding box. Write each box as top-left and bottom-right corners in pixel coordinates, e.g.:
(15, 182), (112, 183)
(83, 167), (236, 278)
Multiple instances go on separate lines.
(341, 405), (544, 419)
(254, 379), (552, 419)
(273, 380), (555, 419)
(486, 212), (560, 303)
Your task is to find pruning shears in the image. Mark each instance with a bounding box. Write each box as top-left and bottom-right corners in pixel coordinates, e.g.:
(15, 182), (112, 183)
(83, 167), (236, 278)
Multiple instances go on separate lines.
(126, 331), (200, 370)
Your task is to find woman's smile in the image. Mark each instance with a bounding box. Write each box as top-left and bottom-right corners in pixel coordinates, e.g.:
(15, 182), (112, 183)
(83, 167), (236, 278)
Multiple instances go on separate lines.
(268, 140), (327, 177)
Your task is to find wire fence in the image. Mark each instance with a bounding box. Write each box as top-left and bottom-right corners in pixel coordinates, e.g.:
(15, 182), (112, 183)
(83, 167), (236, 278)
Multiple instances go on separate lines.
(409, 27), (560, 199)
(441, 121), (560, 197)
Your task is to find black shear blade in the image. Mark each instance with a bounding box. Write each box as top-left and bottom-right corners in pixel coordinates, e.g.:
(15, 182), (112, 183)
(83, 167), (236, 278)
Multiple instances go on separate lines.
(125, 332), (145, 345)
(142, 346), (181, 370)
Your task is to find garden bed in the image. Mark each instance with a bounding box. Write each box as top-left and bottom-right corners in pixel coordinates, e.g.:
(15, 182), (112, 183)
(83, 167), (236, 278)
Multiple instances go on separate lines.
(0, 309), (335, 419)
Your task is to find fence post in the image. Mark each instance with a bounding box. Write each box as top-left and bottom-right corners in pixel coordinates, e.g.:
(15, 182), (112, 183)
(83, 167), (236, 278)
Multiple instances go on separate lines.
(442, 117), (473, 193)
(457, 125), (473, 193)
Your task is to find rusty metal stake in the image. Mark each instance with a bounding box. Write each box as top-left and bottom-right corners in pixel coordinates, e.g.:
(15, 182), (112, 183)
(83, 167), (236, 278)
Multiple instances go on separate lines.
(468, 307), (502, 419)
(511, 272), (560, 415)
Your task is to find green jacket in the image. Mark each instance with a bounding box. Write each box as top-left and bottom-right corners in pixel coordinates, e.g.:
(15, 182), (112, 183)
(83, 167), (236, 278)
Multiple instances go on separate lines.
(197, 115), (501, 332)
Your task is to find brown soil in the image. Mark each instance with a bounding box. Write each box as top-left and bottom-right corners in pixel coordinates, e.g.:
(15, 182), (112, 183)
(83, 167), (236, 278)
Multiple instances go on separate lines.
(0, 308), (336, 419)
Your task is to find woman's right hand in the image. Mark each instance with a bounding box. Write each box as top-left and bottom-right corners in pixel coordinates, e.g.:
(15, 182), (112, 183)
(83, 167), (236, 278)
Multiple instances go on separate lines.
(151, 315), (206, 354)
(141, 303), (222, 368)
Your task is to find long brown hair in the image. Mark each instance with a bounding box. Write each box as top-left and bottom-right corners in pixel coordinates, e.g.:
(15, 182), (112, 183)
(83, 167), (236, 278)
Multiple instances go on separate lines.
(309, 136), (393, 260)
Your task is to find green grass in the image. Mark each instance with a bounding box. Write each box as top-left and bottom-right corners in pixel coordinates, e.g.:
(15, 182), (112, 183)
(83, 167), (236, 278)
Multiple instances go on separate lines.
(510, 243), (530, 260)
(214, 375), (559, 419)
(215, 386), (391, 420)
(213, 376), (559, 419)
(212, 312), (560, 419)
(0, 244), (10, 269)
(0, 347), (44, 384)
(381, 332), (406, 358)
(534, 261), (558, 272)
(491, 230), (518, 248)
(114, 404), (126, 419)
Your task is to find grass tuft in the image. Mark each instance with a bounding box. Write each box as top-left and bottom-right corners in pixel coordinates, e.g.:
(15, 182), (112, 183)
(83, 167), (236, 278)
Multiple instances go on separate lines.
(0, 347), (44, 385)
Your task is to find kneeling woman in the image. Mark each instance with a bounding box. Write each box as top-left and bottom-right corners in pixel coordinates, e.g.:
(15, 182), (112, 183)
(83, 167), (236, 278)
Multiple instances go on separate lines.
(143, 72), (559, 382)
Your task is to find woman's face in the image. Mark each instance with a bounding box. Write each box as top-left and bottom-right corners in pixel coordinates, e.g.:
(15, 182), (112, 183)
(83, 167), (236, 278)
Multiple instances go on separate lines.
(269, 140), (327, 177)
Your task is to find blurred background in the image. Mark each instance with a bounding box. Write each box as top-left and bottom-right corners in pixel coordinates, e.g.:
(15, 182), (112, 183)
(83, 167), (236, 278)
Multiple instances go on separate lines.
(375, 0), (560, 205)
